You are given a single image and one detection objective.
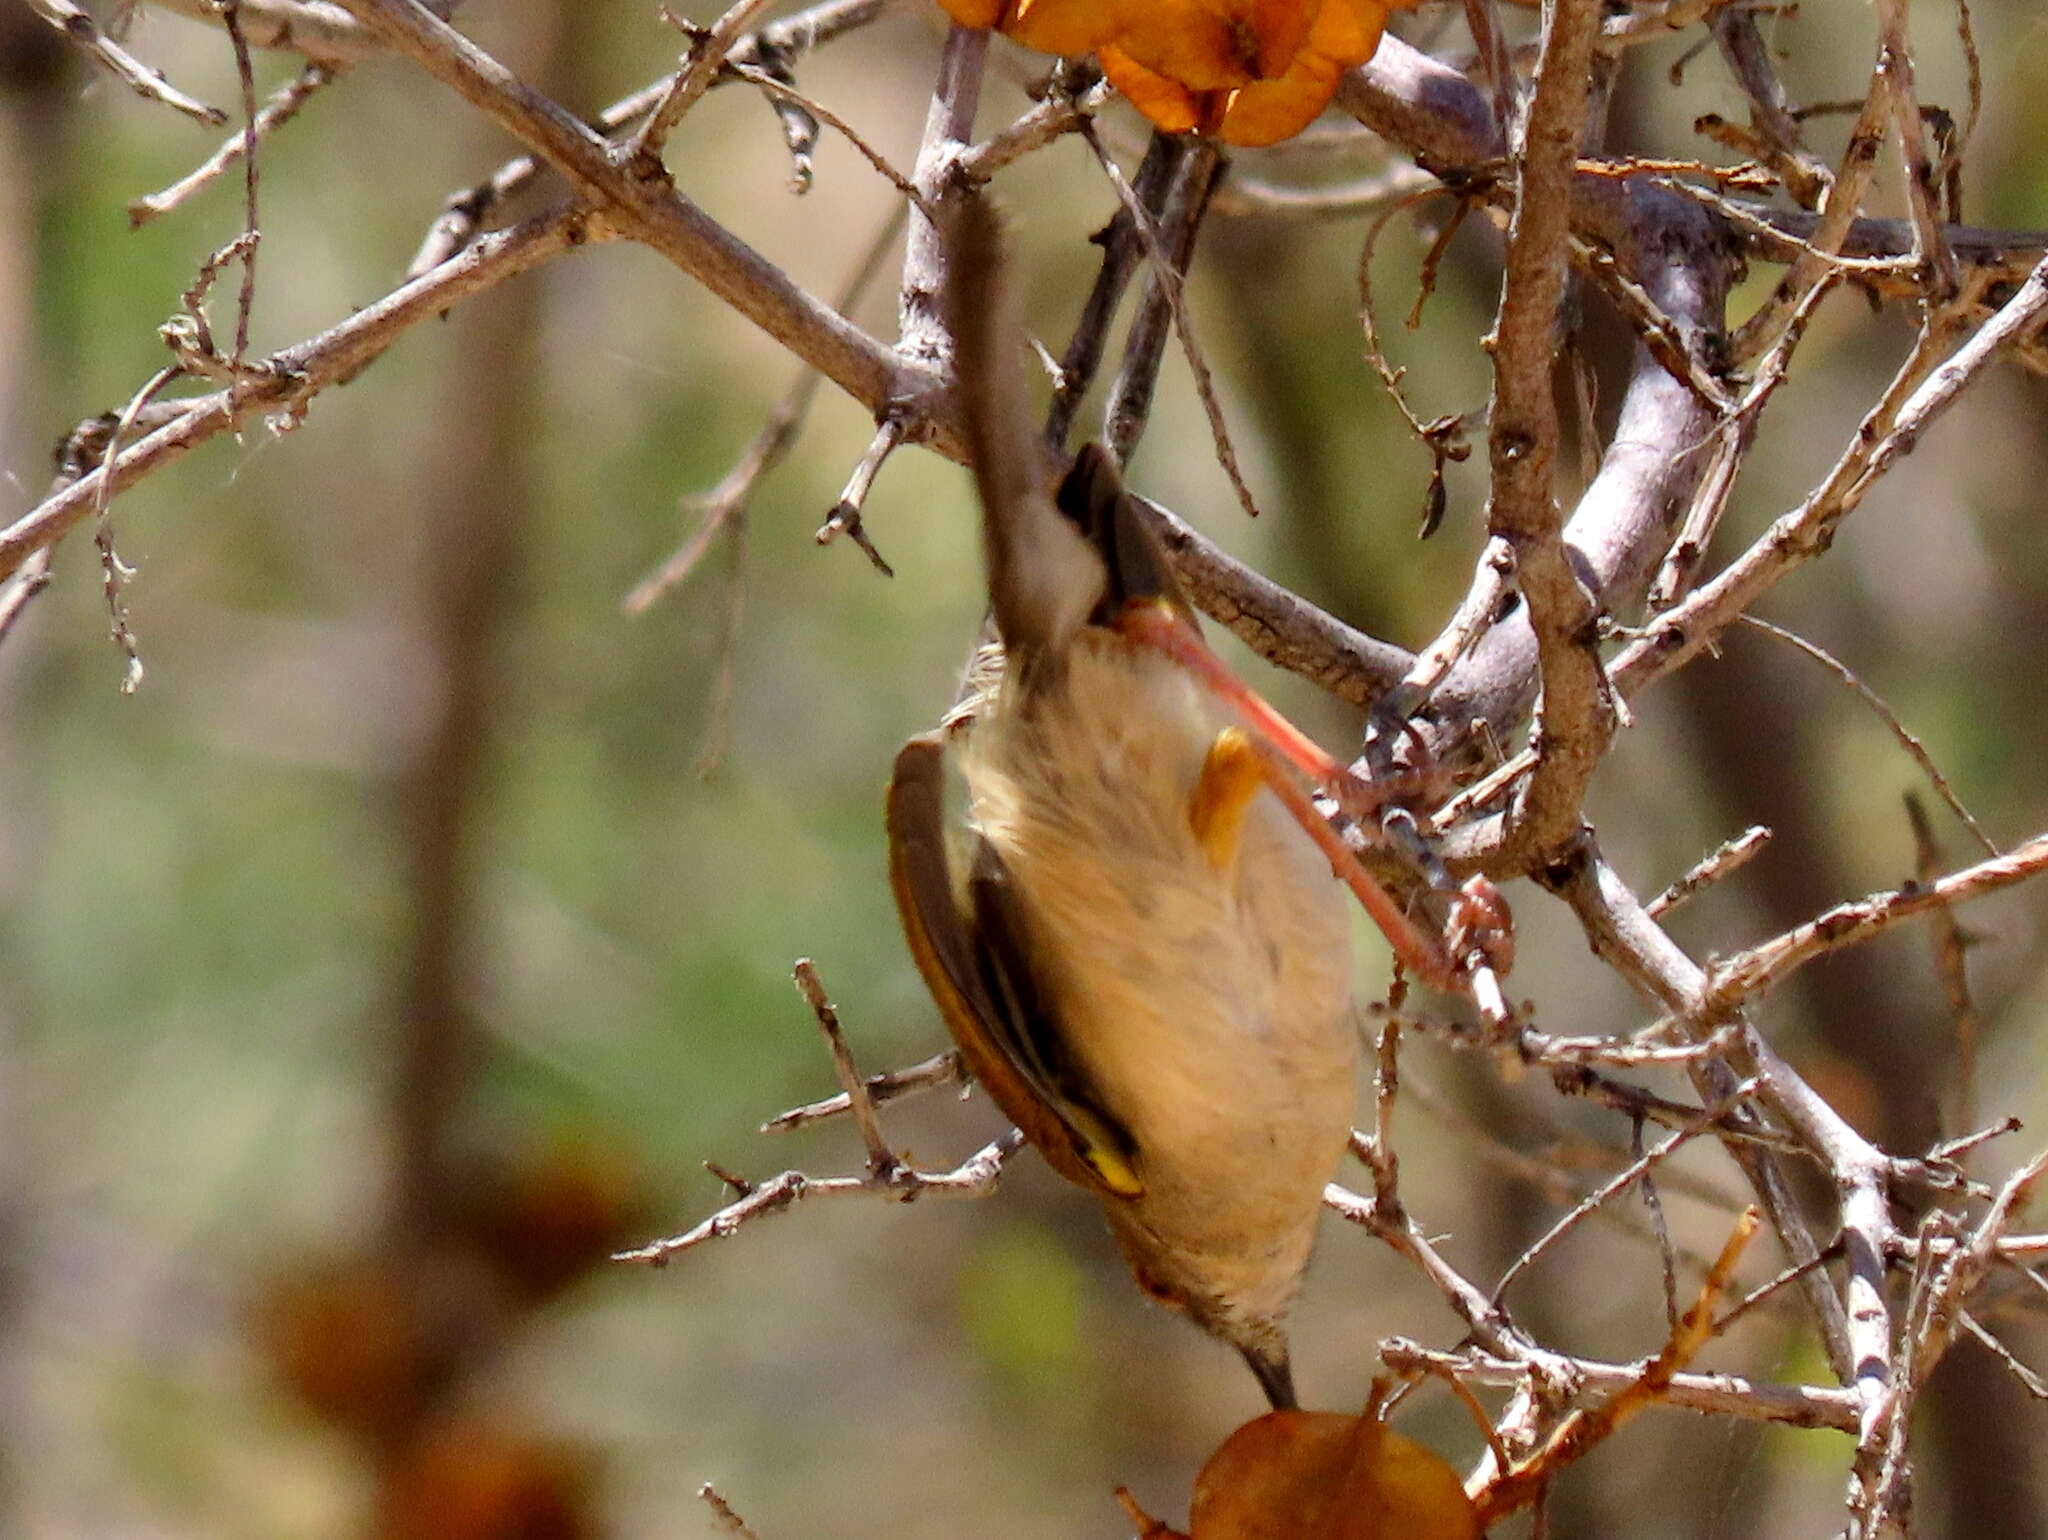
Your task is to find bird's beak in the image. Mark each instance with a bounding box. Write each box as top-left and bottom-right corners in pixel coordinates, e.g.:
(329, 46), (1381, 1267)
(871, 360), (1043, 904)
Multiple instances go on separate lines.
(1240, 1342), (1299, 1412)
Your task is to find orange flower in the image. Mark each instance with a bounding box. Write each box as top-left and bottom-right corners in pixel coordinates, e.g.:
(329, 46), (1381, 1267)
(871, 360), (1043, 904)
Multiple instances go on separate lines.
(940, 0), (1410, 146)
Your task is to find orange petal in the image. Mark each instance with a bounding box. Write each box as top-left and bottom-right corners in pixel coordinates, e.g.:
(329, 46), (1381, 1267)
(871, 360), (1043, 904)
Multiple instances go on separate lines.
(1246, 0), (1319, 78)
(1215, 0), (1395, 144)
(937, 0), (1007, 28)
(1002, 0), (1127, 57)
(1215, 61), (1335, 145)
(1099, 44), (1207, 134)
(1305, 0), (1391, 67)
(1109, 0), (1293, 90)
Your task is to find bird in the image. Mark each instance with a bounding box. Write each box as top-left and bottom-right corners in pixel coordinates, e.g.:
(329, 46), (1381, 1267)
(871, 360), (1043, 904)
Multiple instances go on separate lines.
(884, 198), (1366, 1411)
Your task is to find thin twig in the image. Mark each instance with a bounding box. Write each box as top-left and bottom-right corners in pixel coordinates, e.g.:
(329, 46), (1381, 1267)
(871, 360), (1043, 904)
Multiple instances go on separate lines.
(28, 0), (227, 124)
(816, 420), (902, 576)
(624, 207), (906, 614)
(1102, 136), (1223, 465)
(632, 0), (784, 159)
(760, 1051), (965, 1134)
(1041, 131), (1180, 451)
(1647, 826), (1772, 918)
(1728, 14), (1899, 365)
(1706, 830), (2048, 1011)
(792, 959), (894, 1178)
(1738, 614), (1995, 857)
(0, 548), (54, 653)
(1490, 1081), (1757, 1306)
(1905, 794), (1983, 1142)
(612, 1131), (1023, 1266)
(1080, 124), (1259, 521)
(215, 0), (262, 387)
(699, 1483), (766, 1540)
(1380, 1338), (1857, 1431)
(90, 367), (187, 693)
(129, 64), (337, 227)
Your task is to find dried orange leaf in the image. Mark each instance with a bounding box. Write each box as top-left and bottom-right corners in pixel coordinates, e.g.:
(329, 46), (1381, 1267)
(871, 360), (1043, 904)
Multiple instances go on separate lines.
(1188, 1410), (1481, 1540)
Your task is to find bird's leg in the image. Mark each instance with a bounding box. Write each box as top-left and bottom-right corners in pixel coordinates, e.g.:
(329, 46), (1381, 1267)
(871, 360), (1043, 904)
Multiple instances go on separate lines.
(1119, 599), (1377, 811)
(1122, 599), (1511, 993)
(1240, 730), (1470, 993)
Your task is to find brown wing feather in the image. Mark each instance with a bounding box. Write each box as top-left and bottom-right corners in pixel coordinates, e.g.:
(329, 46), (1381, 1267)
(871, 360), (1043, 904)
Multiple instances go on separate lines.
(885, 735), (1143, 1198)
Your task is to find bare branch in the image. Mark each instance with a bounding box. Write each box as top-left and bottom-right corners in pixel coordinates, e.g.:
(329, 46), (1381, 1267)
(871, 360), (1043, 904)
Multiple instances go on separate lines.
(0, 208), (601, 582)
(1706, 830), (2048, 1011)
(332, 0), (930, 446)
(1381, 1338), (1859, 1431)
(31, 0), (226, 123)
(612, 1131), (1023, 1268)
(129, 63), (338, 227)
(145, 0), (387, 66)
(1609, 253), (2048, 705)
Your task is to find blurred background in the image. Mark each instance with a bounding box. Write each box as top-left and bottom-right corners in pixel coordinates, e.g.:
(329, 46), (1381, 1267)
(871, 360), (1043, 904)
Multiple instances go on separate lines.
(3, 2), (2048, 1536)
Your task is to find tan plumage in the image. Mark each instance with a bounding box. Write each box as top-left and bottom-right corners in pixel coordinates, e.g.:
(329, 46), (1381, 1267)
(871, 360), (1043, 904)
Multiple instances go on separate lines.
(885, 198), (1359, 1408)
(960, 633), (1357, 1381)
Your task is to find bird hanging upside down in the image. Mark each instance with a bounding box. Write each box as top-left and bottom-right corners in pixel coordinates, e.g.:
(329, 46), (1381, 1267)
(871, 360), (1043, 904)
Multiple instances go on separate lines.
(887, 198), (1508, 1410)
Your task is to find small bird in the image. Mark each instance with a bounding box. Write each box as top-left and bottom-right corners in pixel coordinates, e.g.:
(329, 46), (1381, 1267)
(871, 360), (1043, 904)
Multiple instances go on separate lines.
(885, 200), (1365, 1410)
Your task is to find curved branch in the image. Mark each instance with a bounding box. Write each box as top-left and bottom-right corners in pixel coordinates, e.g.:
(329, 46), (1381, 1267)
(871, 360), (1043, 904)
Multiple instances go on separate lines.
(0, 209), (597, 582)
(334, 0), (933, 444)
(1470, 0), (1612, 862)
(1139, 495), (1414, 707)
(1342, 45), (1730, 868)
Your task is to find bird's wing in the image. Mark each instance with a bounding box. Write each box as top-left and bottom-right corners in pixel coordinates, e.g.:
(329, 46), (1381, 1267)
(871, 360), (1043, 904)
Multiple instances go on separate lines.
(887, 734), (1143, 1198)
